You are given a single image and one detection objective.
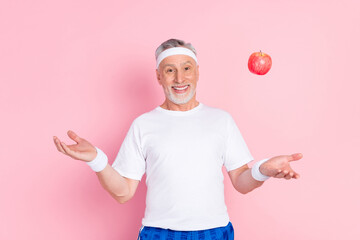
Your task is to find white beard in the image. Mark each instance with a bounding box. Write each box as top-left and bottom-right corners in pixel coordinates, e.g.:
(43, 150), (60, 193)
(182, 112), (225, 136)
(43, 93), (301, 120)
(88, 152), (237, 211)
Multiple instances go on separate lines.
(162, 84), (196, 105)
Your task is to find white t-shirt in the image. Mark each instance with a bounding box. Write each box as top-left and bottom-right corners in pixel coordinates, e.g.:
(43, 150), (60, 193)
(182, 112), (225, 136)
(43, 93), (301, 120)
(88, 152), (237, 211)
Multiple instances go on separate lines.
(111, 102), (254, 231)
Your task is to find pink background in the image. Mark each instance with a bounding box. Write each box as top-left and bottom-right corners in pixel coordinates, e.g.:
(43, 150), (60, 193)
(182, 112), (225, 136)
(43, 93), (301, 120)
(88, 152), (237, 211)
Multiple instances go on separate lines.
(1, 0), (359, 239)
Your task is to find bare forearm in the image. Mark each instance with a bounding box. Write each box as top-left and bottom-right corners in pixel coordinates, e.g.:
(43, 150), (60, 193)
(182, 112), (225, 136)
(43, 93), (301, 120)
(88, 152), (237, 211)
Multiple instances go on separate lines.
(95, 164), (129, 197)
(234, 168), (265, 194)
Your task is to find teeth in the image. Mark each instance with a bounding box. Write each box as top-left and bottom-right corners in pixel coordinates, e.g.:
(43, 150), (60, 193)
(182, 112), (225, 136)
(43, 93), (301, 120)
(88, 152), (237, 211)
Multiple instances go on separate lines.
(173, 85), (189, 90)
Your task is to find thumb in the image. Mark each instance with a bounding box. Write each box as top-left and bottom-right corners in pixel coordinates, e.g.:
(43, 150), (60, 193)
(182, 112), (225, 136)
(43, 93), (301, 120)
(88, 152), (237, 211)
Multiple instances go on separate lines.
(288, 153), (303, 162)
(67, 130), (81, 143)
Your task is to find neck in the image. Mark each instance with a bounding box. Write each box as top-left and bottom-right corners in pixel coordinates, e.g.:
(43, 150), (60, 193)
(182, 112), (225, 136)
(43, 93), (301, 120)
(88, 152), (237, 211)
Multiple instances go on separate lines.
(160, 98), (199, 111)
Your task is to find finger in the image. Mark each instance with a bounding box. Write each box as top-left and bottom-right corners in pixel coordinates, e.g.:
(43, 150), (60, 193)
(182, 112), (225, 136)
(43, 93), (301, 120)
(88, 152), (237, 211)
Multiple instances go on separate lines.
(275, 170), (286, 178)
(288, 169), (300, 179)
(275, 173), (285, 178)
(67, 130), (81, 144)
(60, 141), (74, 156)
(54, 137), (67, 155)
(53, 136), (61, 151)
(288, 153), (303, 162)
(282, 170), (289, 178)
(284, 172), (293, 180)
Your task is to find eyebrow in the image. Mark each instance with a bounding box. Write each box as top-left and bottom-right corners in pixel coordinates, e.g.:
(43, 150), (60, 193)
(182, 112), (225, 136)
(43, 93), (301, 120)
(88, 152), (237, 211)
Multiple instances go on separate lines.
(163, 61), (193, 67)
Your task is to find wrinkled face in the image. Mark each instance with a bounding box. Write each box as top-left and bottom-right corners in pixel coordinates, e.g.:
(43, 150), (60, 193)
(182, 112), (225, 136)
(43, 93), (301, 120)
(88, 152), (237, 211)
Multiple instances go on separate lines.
(156, 54), (199, 105)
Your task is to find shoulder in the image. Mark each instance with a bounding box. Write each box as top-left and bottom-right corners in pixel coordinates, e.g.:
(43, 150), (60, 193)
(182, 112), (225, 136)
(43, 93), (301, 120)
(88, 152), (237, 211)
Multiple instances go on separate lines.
(201, 104), (240, 134)
(201, 103), (234, 121)
(129, 107), (160, 128)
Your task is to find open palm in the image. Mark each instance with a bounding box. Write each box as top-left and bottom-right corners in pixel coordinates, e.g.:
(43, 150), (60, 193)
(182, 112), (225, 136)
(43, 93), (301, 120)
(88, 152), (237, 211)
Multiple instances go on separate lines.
(53, 130), (97, 162)
(260, 153), (302, 180)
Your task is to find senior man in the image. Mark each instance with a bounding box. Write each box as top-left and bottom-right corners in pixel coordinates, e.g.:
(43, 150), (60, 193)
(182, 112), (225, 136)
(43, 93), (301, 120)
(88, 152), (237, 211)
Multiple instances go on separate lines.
(53, 38), (302, 240)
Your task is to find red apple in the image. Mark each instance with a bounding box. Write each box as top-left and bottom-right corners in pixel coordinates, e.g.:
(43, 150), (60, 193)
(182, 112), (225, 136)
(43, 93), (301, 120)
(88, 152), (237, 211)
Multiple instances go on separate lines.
(248, 50), (272, 75)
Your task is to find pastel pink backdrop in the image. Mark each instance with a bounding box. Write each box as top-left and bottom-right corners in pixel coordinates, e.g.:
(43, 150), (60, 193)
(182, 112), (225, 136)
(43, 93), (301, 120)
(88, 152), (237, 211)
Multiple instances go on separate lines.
(1, 0), (359, 239)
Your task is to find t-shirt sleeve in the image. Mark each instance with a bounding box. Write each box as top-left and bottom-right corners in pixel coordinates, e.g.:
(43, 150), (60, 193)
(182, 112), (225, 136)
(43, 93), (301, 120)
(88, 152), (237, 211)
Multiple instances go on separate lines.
(223, 113), (254, 172)
(111, 119), (146, 181)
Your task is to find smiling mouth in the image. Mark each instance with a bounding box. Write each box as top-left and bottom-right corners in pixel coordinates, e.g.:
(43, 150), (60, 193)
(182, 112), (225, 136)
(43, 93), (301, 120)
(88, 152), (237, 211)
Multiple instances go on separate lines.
(172, 84), (190, 90)
(172, 84), (190, 94)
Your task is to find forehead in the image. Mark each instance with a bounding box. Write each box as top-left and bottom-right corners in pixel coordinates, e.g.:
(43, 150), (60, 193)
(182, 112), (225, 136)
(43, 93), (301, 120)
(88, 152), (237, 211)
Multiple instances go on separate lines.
(159, 54), (196, 68)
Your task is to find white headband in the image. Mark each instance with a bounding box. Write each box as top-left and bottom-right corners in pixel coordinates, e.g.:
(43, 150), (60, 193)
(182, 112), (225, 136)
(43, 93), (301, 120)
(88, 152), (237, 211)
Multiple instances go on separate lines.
(156, 47), (198, 69)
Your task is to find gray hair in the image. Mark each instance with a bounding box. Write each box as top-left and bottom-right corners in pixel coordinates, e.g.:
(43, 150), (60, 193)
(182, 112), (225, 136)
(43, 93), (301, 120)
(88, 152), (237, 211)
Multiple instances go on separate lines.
(155, 38), (197, 60)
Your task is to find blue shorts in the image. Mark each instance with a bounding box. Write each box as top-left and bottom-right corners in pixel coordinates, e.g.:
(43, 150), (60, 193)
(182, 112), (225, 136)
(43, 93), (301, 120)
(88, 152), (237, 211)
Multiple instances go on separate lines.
(137, 221), (234, 240)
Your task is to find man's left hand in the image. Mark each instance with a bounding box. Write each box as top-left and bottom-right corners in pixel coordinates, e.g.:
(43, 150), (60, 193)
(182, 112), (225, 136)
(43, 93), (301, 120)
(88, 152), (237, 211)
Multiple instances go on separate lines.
(259, 153), (302, 180)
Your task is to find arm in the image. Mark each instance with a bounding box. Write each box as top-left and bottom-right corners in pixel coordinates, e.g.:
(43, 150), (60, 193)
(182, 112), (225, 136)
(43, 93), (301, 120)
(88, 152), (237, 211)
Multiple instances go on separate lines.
(95, 163), (130, 198)
(228, 153), (302, 194)
(53, 130), (139, 204)
(228, 164), (264, 194)
(92, 151), (140, 204)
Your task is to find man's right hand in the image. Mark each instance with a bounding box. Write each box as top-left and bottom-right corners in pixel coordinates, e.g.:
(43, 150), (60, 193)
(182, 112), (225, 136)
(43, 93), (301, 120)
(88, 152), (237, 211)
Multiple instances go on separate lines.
(53, 130), (97, 162)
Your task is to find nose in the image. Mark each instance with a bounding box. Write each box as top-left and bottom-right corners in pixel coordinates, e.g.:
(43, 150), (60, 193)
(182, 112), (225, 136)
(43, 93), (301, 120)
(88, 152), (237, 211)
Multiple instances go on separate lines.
(174, 70), (185, 84)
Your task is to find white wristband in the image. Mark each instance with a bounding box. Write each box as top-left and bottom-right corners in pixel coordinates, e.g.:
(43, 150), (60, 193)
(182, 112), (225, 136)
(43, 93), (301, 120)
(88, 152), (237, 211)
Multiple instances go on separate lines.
(251, 158), (271, 181)
(86, 147), (108, 172)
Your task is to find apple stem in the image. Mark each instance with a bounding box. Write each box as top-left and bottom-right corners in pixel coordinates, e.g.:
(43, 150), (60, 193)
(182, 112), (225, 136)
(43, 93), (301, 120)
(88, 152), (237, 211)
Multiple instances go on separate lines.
(260, 50), (262, 56)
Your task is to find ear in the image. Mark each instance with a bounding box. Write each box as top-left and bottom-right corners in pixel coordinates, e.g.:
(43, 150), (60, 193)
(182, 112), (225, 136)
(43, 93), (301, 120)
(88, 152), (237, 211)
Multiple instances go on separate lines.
(156, 68), (161, 85)
(196, 64), (200, 82)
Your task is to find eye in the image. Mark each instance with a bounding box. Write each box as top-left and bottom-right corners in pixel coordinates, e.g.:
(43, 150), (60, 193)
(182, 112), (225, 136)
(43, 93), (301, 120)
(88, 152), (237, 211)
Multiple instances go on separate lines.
(166, 68), (174, 73)
(185, 67), (190, 70)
